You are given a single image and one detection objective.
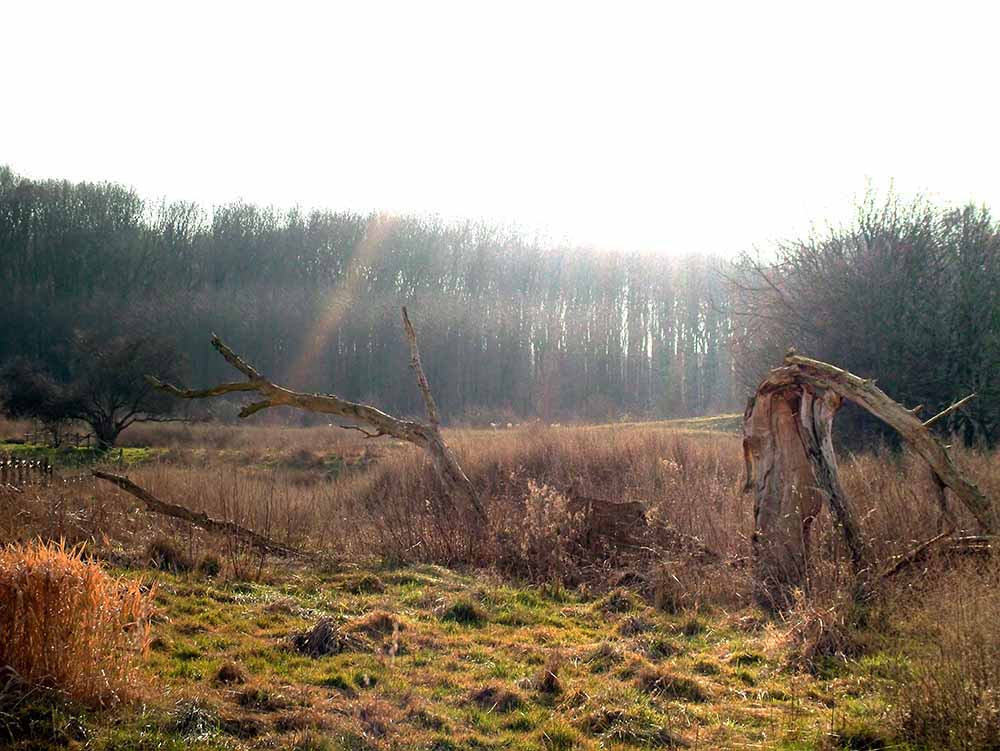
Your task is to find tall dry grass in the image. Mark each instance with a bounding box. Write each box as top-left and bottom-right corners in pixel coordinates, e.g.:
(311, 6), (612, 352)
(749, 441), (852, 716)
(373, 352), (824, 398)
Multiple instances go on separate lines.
(3, 420), (999, 743)
(6, 422), (996, 589)
(885, 555), (1000, 748)
(0, 540), (154, 705)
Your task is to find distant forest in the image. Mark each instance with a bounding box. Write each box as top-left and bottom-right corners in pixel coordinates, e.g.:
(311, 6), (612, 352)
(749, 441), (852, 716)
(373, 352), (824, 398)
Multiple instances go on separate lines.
(0, 167), (734, 422)
(2, 166), (998, 441)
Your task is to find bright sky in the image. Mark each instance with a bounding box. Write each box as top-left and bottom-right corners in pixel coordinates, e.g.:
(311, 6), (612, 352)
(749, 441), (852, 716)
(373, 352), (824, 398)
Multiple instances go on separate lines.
(4, 1), (998, 255)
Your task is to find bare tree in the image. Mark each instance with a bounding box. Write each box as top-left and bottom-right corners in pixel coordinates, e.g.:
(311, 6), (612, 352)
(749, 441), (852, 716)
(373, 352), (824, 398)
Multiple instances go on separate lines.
(1, 333), (183, 449)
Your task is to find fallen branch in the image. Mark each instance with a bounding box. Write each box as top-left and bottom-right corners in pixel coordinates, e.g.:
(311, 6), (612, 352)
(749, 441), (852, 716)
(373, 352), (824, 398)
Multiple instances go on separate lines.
(881, 531), (996, 580)
(771, 355), (994, 533)
(880, 528), (955, 580)
(146, 307), (485, 522)
(92, 470), (308, 559)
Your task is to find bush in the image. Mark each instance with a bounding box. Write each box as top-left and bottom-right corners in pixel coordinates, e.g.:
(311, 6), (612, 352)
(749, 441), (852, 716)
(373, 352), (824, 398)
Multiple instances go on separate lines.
(0, 540), (153, 705)
(508, 481), (586, 582)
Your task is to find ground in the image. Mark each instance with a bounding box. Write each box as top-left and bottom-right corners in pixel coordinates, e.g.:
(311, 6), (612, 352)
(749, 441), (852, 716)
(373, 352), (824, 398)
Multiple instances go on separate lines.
(4, 558), (906, 751)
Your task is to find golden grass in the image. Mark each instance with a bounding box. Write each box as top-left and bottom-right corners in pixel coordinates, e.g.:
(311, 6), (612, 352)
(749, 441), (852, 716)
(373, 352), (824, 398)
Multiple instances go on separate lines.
(3, 419), (1000, 746)
(0, 539), (154, 706)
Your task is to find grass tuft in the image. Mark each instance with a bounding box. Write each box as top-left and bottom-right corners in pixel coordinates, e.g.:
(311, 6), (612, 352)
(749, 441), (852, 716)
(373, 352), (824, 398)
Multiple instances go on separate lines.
(0, 539), (153, 706)
(636, 665), (708, 702)
(439, 597), (487, 626)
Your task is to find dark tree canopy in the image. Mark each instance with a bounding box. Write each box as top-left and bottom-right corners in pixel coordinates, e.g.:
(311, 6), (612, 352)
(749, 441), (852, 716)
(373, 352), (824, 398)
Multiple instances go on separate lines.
(732, 193), (1000, 445)
(1, 167), (997, 442)
(0, 333), (183, 448)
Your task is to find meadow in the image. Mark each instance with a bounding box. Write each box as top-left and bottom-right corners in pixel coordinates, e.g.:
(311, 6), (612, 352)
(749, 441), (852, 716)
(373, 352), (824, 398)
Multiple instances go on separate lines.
(1, 416), (998, 750)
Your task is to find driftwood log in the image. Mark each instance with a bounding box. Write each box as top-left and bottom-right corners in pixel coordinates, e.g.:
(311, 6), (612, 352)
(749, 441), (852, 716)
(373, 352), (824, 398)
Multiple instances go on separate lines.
(743, 351), (994, 608)
(146, 308), (484, 523)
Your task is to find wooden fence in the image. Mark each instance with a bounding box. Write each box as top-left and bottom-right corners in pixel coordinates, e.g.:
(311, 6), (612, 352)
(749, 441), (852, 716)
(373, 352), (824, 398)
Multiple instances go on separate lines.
(22, 431), (94, 448)
(0, 454), (54, 488)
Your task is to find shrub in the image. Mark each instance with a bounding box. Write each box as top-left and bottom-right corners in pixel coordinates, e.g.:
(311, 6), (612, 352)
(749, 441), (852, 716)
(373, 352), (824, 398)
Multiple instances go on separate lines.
(509, 481), (586, 582)
(0, 539), (153, 705)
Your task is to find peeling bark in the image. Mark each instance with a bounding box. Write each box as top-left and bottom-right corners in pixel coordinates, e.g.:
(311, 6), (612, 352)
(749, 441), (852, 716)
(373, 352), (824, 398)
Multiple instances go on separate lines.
(743, 352), (993, 609)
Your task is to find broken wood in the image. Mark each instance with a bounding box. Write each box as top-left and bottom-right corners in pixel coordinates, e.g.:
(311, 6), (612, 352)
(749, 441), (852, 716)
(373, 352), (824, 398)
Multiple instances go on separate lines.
(93, 470), (308, 558)
(776, 355), (993, 533)
(743, 382), (866, 608)
(743, 351), (994, 609)
(881, 531), (995, 580)
(146, 307), (485, 523)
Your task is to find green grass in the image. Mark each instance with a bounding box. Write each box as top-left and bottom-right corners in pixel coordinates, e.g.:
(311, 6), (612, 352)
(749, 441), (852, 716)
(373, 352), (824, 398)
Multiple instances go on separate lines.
(0, 442), (160, 468)
(3, 562), (905, 750)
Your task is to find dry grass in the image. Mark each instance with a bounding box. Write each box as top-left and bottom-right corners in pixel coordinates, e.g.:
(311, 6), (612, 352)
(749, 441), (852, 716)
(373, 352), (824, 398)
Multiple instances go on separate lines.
(3, 419), (1000, 747)
(891, 556), (1000, 749)
(0, 539), (154, 706)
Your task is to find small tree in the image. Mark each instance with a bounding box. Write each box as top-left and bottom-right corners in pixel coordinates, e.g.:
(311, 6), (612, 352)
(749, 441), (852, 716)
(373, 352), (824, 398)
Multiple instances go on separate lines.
(0, 333), (183, 449)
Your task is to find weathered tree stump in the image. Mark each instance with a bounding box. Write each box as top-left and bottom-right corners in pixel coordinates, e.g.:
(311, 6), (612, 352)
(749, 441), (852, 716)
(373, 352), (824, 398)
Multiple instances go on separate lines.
(743, 351), (994, 610)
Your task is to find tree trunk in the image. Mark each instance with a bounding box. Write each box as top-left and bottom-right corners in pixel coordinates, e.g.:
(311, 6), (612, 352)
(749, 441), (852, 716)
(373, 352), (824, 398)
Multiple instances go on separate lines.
(743, 351), (992, 610)
(92, 419), (119, 450)
(743, 386), (866, 608)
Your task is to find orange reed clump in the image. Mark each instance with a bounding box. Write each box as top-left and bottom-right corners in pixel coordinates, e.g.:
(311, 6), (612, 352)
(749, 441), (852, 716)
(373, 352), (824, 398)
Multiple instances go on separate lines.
(0, 539), (153, 705)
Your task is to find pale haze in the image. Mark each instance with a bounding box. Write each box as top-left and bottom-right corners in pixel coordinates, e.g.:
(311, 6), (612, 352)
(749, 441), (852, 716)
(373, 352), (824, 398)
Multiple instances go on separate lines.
(4, 0), (998, 255)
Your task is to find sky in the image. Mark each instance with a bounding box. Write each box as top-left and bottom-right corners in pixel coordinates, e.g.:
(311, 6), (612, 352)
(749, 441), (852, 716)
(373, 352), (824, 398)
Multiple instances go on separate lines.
(3, 0), (999, 256)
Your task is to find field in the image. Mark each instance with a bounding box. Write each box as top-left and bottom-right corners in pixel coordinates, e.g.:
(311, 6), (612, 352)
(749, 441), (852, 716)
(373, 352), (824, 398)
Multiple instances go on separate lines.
(2, 417), (999, 750)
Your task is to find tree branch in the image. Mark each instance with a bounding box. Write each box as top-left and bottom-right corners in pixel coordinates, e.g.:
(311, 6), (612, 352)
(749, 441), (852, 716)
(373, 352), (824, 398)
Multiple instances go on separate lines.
(93, 470), (310, 558)
(923, 393), (976, 428)
(146, 313), (486, 522)
(339, 424), (387, 439)
(401, 306), (441, 426)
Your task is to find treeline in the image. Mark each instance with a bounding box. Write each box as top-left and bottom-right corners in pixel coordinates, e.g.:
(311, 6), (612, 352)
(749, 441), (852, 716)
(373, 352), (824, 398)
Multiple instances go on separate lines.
(0, 167), (737, 422)
(4, 167), (997, 442)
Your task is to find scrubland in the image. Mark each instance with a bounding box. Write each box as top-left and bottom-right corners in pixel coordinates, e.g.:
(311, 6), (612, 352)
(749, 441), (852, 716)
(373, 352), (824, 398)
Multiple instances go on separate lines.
(1, 416), (998, 750)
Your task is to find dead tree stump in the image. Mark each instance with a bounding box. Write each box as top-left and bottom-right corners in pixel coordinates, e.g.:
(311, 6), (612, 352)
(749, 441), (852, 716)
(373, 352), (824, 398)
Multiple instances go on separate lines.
(743, 351), (993, 610)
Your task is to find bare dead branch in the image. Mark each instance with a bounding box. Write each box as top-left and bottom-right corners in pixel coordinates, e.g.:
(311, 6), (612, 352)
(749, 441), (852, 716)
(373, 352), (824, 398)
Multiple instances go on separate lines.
(923, 393), (977, 428)
(146, 310), (486, 522)
(93, 470), (309, 558)
(775, 355), (994, 533)
(880, 527), (955, 580)
(401, 306), (441, 427)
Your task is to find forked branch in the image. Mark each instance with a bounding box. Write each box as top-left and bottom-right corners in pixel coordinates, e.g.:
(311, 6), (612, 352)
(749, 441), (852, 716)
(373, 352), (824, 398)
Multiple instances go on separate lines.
(146, 309), (485, 521)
